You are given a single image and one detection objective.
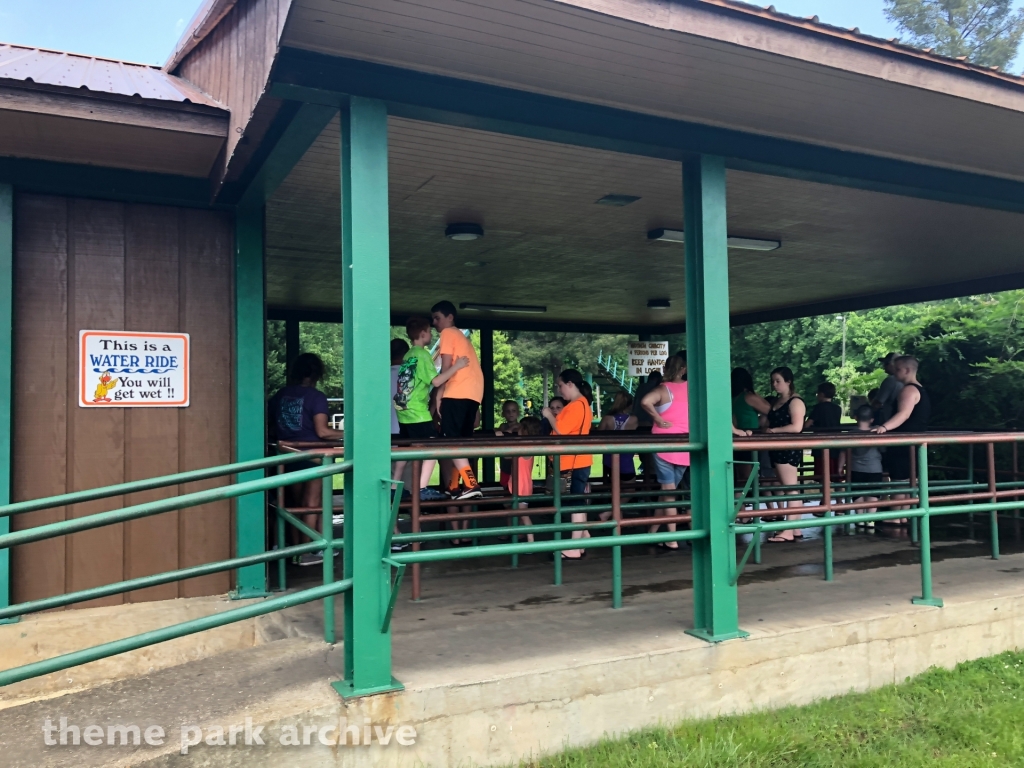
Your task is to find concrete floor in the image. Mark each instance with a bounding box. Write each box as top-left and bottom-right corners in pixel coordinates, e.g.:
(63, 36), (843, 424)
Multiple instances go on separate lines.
(3, 531), (1023, 767)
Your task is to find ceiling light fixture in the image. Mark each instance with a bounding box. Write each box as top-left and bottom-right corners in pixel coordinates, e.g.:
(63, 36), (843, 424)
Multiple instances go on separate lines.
(647, 298), (671, 310)
(459, 302), (547, 314)
(445, 223), (484, 241)
(647, 228), (781, 251)
(596, 194), (641, 207)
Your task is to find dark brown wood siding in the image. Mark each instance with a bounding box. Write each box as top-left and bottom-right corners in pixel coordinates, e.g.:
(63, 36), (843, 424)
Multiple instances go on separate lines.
(11, 194), (235, 606)
(175, 0), (292, 182)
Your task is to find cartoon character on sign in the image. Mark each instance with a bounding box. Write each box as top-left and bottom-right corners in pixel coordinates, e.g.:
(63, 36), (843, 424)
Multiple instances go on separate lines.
(93, 371), (117, 402)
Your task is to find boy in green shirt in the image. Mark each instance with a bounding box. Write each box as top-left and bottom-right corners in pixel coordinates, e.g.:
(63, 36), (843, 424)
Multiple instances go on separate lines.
(393, 316), (468, 501)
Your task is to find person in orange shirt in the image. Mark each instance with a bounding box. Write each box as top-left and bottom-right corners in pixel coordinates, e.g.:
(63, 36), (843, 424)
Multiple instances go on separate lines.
(542, 368), (593, 560)
(430, 300), (485, 499)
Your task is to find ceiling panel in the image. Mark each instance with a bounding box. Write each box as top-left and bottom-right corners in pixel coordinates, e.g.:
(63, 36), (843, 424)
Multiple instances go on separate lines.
(265, 116), (1024, 327)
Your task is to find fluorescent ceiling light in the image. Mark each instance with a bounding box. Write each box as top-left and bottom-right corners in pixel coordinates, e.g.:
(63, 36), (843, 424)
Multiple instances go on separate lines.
(459, 302), (547, 314)
(596, 194), (641, 207)
(647, 228), (781, 251)
(445, 223), (484, 241)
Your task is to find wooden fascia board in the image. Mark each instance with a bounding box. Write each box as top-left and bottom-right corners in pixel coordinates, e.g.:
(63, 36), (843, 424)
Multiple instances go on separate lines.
(0, 156), (216, 208)
(0, 83), (228, 137)
(554, 0), (1024, 113)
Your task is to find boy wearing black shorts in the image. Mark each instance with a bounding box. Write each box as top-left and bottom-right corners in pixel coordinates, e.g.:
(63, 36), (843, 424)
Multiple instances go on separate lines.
(393, 316), (469, 501)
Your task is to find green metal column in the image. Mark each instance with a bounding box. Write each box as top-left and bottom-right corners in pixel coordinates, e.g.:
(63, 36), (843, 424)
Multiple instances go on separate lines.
(480, 326), (495, 483)
(0, 185), (11, 621)
(682, 156), (746, 643)
(335, 97), (402, 698)
(233, 207), (269, 598)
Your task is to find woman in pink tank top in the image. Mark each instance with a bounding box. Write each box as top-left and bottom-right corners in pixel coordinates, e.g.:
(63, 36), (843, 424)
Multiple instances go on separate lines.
(640, 354), (690, 551)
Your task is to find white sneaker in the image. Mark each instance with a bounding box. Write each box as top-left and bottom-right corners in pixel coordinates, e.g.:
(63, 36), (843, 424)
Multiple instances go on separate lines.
(332, 513), (344, 525)
(298, 552), (324, 567)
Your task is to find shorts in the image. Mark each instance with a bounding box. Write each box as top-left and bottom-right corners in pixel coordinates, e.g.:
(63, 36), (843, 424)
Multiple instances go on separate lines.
(885, 446), (914, 482)
(567, 466), (591, 507)
(654, 454), (690, 487)
(770, 449), (803, 468)
(399, 420), (437, 440)
(440, 398), (479, 438)
(851, 471), (884, 485)
(813, 452), (842, 479)
(285, 459), (319, 473)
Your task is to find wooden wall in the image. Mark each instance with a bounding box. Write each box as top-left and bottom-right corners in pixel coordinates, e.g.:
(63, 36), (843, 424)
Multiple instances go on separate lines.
(175, 0), (292, 181)
(11, 194), (236, 607)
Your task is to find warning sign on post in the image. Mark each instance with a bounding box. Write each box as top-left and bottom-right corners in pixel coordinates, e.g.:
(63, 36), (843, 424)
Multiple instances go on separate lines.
(627, 341), (670, 377)
(79, 330), (189, 407)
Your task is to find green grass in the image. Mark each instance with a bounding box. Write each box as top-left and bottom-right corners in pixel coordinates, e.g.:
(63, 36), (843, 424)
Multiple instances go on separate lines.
(530, 651), (1024, 767)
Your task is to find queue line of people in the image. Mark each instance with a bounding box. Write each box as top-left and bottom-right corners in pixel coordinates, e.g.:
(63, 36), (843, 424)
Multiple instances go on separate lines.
(269, 303), (932, 563)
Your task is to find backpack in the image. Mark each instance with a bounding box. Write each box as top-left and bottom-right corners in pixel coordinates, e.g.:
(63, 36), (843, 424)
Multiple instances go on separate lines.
(393, 357), (418, 411)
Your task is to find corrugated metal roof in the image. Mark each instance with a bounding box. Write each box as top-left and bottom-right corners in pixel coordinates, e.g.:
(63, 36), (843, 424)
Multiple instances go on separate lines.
(0, 43), (225, 108)
(703, 0), (1024, 86)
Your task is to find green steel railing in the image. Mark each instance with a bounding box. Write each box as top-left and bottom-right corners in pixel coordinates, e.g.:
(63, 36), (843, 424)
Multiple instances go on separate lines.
(596, 350), (637, 395)
(0, 453), (354, 688)
(6, 430), (1024, 694)
(278, 439), (709, 611)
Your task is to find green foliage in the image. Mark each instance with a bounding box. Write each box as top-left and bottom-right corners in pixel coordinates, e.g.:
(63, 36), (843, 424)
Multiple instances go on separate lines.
(509, 331), (634, 378)
(534, 649), (1024, 767)
(904, 292), (1024, 430)
(731, 291), (1024, 430)
(885, 0), (1024, 69)
(266, 320), (287, 400)
(465, 330), (526, 424)
(297, 322), (345, 398)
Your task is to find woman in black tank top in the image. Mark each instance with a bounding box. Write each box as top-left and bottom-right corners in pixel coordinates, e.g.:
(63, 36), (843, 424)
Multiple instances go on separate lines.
(873, 357), (929, 485)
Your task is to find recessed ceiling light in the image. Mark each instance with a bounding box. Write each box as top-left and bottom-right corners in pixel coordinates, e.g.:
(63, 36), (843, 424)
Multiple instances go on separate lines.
(647, 298), (671, 309)
(459, 302), (547, 314)
(596, 194), (641, 207)
(445, 223), (484, 241)
(647, 228), (781, 251)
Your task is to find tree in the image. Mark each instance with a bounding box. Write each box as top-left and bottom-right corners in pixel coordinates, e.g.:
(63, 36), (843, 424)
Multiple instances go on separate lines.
(885, 0), (1024, 70)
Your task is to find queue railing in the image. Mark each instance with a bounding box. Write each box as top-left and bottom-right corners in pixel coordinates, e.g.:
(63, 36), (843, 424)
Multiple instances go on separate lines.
(7, 430), (1023, 691)
(278, 436), (707, 612)
(280, 431), (1024, 617)
(0, 452), (354, 688)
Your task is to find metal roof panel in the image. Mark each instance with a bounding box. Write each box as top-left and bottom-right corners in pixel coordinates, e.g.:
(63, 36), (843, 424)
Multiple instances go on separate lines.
(0, 43), (224, 108)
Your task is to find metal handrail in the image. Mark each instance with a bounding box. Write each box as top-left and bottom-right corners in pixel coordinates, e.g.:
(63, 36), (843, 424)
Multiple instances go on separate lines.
(0, 455), (355, 689)
(0, 460), (351, 550)
(0, 579), (354, 688)
(0, 452), (317, 519)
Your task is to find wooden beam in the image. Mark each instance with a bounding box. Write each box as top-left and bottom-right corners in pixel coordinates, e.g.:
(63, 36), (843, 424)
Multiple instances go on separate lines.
(225, 101), (337, 208)
(0, 84), (228, 137)
(0, 156), (213, 208)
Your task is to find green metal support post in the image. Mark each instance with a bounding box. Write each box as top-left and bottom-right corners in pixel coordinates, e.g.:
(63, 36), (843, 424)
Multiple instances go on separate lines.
(0, 184), (12, 623)
(233, 207), (269, 599)
(682, 156), (746, 643)
(480, 325), (495, 483)
(912, 443), (943, 607)
(334, 97), (403, 699)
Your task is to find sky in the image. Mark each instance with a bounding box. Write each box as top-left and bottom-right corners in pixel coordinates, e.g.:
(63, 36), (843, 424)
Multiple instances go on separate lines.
(0, 0), (1018, 68)
(0, 0), (206, 65)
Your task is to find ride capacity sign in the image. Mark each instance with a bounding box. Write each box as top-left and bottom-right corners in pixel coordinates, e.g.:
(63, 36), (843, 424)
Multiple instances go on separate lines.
(79, 331), (190, 407)
(627, 341), (670, 377)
